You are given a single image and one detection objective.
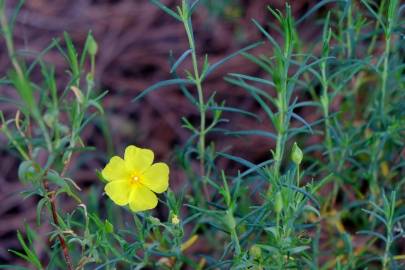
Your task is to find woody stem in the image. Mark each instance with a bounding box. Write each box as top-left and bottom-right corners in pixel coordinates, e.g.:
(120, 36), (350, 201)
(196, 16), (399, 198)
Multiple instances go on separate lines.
(44, 181), (74, 270)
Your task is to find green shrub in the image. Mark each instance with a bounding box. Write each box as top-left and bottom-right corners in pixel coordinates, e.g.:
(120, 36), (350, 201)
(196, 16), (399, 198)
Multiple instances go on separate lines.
(0, 0), (404, 269)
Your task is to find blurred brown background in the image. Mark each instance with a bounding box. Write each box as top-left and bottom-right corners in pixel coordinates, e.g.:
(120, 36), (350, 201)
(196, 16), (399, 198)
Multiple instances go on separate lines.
(0, 0), (324, 265)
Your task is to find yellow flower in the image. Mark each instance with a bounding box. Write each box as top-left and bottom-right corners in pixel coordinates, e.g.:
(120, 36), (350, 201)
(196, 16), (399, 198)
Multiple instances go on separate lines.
(102, 145), (169, 212)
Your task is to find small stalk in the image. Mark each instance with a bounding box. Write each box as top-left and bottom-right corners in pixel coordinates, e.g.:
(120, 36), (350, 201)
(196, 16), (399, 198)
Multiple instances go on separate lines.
(320, 37), (334, 165)
(273, 91), (287, 179)
(380, 0), (398, 115)
(270, 4), (294, 184)
(43, 181), (74, 270)
(367, 0), (386, 54)
(0, 3), (53, 152)
(320, 25), (340, 208)
(382, 230), (392, 270)
(371, 0), (398, 198)
(382, 192), (396, 270)
(380, 35), (391, 115)
(180, 2), (209, 199)
(346, 1), (353, 57)
(225, 210), (241, 257)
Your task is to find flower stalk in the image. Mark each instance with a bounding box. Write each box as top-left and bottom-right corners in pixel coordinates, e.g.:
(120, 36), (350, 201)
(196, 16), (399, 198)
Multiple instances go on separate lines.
(179, 1), (209, 199)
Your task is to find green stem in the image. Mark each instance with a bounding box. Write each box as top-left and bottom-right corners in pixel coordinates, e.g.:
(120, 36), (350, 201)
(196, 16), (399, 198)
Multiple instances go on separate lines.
(346, 2), (353, 57)
(382, 193), (395, 270)
(182, 13), (209, 199)
(380, 36), (390, 115)
(321, 59), (334, 165)
(231, 229), (241, 256)
(273, 90), (287, 179)
(382, 233), (392, 270)
(367, 0), (386, 54)
(0, 5), (53, 152)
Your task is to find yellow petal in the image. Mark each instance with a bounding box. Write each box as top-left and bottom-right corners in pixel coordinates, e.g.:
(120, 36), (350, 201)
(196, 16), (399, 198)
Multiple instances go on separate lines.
(128, 184), (158, 212)
(124, 145), (154, 173)
(141, 162), (169, 193)
(102, 156), (130, 182)
(105, 180), (132, 206)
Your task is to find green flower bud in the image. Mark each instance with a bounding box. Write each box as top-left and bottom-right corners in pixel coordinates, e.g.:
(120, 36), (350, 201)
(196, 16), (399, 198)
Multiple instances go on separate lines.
(224, 210), (236, 230)
(249, 244), (262, 260)
(274, 191), (283, 213)
(88, 34), (98, 56)
(148, 216), (161, 225)
(104, 220), (114, 233)
(18, 160), (37, 183)
(291, 142), (303, 165)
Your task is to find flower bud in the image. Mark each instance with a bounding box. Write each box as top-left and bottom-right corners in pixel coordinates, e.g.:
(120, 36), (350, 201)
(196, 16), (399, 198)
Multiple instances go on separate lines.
(274, 191), (283, 213)
(171, 214), (180, 225)
(224, 210), (236, 230)
(249, 244), (262, 260)
(88, 34), (98, 56)
(291, 142), (303, 165)
(104, 220), (114, 233)
(148, 216), (161, 225)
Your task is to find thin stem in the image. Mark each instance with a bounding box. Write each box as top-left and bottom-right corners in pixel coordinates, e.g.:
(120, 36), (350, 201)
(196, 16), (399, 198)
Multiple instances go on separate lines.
(231, 229), (241, 256)
(383, 192), (396, 269)
(90, 54), (96, 79)
(380, 0), (398, 116)
(321, 61), (334, 165)
(320, 53), (340, 209)
(346, 1), (353, 57)
(182, 13), (209, 199)
(330, 147), (347, 207)
(380, 36), (390, 115)
(367, 0), (386, 54)
(273, 83), (288, 181)
(382, 232), (392, 270)
(43, 181), (74, 270)
(0, 5), (53, 152)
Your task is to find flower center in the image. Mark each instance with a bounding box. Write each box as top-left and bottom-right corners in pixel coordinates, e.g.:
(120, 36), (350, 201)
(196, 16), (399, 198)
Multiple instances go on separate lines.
(131, 173), (141, 185)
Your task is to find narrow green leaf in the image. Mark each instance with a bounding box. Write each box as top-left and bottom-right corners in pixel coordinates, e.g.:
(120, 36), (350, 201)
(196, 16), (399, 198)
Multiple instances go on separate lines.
(357, 230), (387, 242)
(132, 79), (193, 102)
(170, 49), (192, 73)
(225, 129), (277, 140)
(36, 197), (47, 226)
(291, 112), (313, 133)
(287, 246), (310, 254)
(207, 106), (261, 121)
(150, 0), (182, 21)
(251, 19), (281, 53)
(296, 0), (346, 25)
(361, 0), (387, 33)
(205, 41), (264, 78)
(63, 32), (79, 79)
(229, 73), (275, 87)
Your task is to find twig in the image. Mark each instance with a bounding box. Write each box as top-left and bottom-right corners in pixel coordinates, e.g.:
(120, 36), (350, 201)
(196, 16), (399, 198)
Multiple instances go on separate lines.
(44, 181), (74, 270)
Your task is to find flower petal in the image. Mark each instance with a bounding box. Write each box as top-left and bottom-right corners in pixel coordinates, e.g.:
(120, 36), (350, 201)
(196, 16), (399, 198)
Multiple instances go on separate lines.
(128, 184), (158, 212)
(102, 156), (130, 182)
(141, 163), (169, 193)
(124, 145), (154, 173)
(105, 180), (132, 206)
